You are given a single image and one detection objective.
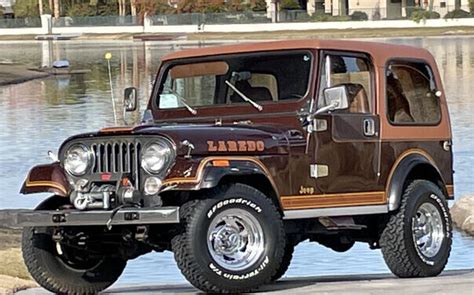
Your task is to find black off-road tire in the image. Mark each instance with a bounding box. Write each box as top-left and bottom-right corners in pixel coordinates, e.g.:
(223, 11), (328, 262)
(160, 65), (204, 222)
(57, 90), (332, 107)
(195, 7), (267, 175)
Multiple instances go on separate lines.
(171, 184), (286, 293)
(271, 239), (295, 281)
(21, 196), (127, 294)
(379, 180), (452, 278)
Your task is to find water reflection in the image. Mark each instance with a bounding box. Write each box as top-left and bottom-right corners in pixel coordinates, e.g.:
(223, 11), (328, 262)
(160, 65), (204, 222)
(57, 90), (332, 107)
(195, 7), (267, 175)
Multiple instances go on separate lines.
(0, 37), (472, 285)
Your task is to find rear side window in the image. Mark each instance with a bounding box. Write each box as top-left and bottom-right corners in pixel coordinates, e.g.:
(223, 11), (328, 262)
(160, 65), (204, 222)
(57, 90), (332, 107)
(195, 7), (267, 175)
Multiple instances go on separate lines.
(386, 61), (441, 125)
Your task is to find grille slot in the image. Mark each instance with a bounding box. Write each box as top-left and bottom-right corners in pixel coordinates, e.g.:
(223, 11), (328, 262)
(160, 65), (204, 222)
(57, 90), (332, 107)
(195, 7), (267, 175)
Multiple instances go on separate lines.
(91, 141), (141, 187)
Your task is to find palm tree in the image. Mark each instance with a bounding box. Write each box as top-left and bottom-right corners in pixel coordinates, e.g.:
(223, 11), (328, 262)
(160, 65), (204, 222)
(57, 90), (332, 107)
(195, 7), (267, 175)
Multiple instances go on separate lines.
(38, 0), (43, 14)
(53, 0), (59, 18)
(131, 0), (137, 17)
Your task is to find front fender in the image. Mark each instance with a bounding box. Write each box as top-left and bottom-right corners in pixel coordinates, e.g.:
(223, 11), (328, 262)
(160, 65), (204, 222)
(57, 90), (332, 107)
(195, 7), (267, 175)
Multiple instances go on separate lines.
(20, 162), (70, 197)
(162, 157), (279, 192)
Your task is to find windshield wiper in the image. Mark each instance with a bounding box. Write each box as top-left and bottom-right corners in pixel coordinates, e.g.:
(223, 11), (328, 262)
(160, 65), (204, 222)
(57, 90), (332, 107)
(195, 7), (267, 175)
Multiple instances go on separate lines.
(164, 87), (197, 115)
(225, 80), (263, 112)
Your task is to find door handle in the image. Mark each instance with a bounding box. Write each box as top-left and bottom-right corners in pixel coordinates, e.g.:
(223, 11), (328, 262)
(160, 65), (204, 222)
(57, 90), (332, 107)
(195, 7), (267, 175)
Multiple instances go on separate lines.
(363, 118), (376, 137)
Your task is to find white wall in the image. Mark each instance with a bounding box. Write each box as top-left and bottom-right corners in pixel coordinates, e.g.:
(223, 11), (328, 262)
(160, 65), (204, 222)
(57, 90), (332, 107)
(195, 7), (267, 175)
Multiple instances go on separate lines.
(1, 17), (474, 36)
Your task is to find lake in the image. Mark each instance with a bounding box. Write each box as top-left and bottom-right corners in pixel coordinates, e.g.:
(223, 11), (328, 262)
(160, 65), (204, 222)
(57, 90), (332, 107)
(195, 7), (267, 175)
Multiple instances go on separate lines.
(0, 36), (472, 286)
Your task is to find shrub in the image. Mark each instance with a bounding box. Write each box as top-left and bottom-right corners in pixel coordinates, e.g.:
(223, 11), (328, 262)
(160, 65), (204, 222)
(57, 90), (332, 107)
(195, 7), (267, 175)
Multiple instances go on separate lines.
(470, 0), (474, 13)
(13, 0), (41, 17)
(252, 0), (267, 11)
(280, 0), (301, 10)
(410, 8), (440, 23)
(350, 11), (368, 20)
(444, 9), (471, 19)
(312, 13), (351, 22)
(65, 3), (97, 17)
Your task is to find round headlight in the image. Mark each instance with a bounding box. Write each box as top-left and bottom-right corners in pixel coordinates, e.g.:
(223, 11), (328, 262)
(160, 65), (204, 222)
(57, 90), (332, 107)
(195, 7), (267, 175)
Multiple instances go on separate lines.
(64, 144), (93, 176)
(141, 142), (172, 174)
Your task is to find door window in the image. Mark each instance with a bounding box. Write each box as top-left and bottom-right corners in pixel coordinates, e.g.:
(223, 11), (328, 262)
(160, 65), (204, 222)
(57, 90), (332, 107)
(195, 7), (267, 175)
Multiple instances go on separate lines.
(386, 61), (441, 125)
(318, 54), (373, 113)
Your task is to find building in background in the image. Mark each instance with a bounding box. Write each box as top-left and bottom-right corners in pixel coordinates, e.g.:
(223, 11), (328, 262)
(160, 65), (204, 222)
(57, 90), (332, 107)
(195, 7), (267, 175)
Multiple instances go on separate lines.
(0, 0), (15, 18)
(266, 0), (469, 19)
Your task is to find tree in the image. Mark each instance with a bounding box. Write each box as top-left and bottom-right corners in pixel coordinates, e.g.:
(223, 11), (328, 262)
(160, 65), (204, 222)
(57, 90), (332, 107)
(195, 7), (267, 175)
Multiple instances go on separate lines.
(131, 0), (137, 16)
(53, 0), (59, 18)
(118, 0), (127, 16)
(14, 0), (42, 17)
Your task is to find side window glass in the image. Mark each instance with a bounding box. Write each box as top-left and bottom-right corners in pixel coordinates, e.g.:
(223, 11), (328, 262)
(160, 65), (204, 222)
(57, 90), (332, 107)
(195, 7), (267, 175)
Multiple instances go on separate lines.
(386, 62), (441, 124)
(318, 54), (372, 113)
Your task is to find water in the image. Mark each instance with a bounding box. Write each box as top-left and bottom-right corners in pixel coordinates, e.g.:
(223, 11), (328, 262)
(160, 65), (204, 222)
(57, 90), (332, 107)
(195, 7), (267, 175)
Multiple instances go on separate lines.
(0, 37), (472, 286)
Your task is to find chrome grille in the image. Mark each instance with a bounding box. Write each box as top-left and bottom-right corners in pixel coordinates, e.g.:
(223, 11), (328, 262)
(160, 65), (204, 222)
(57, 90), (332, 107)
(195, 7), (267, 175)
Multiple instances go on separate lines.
(91, 141), (141, 187)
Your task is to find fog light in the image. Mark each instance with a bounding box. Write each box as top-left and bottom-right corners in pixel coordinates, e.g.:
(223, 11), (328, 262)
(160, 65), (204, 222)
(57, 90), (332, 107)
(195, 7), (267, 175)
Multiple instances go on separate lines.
(144, 177), (162, 195)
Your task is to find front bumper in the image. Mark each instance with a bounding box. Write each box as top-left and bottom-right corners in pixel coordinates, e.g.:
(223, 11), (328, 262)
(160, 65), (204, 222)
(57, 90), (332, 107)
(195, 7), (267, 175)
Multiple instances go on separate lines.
(5, 207), (180, 227)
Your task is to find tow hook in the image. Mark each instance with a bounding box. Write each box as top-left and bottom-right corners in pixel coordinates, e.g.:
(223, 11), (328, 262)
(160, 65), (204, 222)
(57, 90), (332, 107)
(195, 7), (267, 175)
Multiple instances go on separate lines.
(52, 229), (63, 243)
(135, 225), (148, 241)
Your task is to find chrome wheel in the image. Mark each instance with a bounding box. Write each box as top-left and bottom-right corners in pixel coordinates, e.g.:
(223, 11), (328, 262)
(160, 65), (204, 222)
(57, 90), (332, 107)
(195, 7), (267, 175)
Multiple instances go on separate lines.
(412, 199), (445, 258)
(207, 208), (265, 271)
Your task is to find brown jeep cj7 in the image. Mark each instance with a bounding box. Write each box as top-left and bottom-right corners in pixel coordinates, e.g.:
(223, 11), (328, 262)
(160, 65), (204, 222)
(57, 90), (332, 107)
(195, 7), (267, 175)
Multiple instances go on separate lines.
(16, 40), (454, 293)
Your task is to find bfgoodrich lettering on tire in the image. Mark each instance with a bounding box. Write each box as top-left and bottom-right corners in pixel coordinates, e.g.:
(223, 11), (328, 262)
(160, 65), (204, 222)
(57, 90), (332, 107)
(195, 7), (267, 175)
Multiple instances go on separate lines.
(380, 180), (452, 277)
(171, 184), (286, 293)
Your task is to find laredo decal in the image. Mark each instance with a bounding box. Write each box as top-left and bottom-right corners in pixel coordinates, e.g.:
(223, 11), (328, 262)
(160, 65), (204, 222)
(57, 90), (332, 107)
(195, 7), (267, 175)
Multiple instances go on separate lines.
(207, 140), (265, 152)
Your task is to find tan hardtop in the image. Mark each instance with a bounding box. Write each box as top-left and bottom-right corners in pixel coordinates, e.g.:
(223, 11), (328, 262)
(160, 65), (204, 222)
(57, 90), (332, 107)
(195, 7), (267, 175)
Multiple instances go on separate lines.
(161, 39), (436, 67)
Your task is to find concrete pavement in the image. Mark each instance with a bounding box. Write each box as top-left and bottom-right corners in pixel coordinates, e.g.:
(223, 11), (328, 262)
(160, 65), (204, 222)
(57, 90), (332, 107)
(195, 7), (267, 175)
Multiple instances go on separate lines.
(15, 269), (474, 294)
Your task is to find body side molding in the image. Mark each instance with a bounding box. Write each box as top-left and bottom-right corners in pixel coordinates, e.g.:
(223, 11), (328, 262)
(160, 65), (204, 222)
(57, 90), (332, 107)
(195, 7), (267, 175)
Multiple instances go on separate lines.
(284, 204), (388, 219)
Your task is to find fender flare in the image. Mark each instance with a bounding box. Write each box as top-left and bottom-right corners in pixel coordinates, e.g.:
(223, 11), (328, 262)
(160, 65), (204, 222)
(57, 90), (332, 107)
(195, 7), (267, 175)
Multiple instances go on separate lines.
(20, 162), (70, 197)
(200, 161), (272, 190)
(162, 157), (281, 207)
(386, 152), (445, 211)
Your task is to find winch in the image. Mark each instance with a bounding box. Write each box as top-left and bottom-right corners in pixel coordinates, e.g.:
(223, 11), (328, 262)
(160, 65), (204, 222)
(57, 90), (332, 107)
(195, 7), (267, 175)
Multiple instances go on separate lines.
(70, 184), (141, 210)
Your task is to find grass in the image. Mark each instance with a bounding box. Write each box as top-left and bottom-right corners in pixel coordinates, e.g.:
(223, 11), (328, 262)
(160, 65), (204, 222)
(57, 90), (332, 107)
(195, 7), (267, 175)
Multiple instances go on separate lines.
(0, 248), (31, 280)
(0, 227), (36, 293)
(0, 275), (37, 295)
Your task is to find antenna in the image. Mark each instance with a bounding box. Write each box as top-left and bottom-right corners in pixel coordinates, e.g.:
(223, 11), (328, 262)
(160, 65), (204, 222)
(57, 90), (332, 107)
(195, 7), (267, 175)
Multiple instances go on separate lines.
(105, 52), (117, 125)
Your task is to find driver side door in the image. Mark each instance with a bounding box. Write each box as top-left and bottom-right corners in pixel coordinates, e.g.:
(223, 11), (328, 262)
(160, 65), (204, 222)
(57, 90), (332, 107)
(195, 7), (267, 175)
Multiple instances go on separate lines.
(312, 52), (383, 203)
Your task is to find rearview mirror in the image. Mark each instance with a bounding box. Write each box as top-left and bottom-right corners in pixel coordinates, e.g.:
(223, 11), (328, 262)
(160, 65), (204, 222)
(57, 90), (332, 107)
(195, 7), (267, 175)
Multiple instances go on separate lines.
(124, 87), (137, 112)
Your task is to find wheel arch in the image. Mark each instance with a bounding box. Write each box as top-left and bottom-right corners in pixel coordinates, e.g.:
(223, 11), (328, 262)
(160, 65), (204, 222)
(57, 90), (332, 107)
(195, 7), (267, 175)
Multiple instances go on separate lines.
(386, 152), (446, 211)
(217, 174), (282, 213)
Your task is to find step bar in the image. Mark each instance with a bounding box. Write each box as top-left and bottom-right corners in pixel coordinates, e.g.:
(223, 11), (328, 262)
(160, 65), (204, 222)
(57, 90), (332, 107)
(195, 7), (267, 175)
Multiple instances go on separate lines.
(4, 207), (180, 227)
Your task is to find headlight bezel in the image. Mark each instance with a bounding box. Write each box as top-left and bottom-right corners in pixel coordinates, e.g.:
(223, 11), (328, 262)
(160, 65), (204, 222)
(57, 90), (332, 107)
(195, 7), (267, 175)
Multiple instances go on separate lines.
(141, 140), (174, 175)
(64, 143), (94, 176)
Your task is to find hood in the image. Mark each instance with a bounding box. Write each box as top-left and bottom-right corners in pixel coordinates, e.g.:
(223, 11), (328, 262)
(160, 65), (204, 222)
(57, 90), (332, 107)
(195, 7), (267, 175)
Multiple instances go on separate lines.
(63, 123), (307, 157)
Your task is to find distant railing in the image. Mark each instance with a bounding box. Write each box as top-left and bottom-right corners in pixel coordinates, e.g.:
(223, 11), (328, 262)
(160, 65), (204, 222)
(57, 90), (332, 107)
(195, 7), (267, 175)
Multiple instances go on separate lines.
(0, 5), (472, 30)
(0, 17), (41, 28)
(344, 5), (472, 20)
(150, 12), (271, 26)
(53, 15), (140, 27)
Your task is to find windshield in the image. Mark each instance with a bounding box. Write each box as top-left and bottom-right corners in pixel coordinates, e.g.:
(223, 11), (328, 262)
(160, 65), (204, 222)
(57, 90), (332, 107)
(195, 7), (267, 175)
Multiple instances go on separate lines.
(157, 51), (312, 112)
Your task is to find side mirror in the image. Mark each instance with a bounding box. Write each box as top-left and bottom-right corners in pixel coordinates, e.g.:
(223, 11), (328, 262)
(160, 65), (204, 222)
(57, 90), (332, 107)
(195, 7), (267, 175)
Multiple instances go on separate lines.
(323, 85), (349, 110)
(314, 85), (350, 116)
(124, 87), (138, 112)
